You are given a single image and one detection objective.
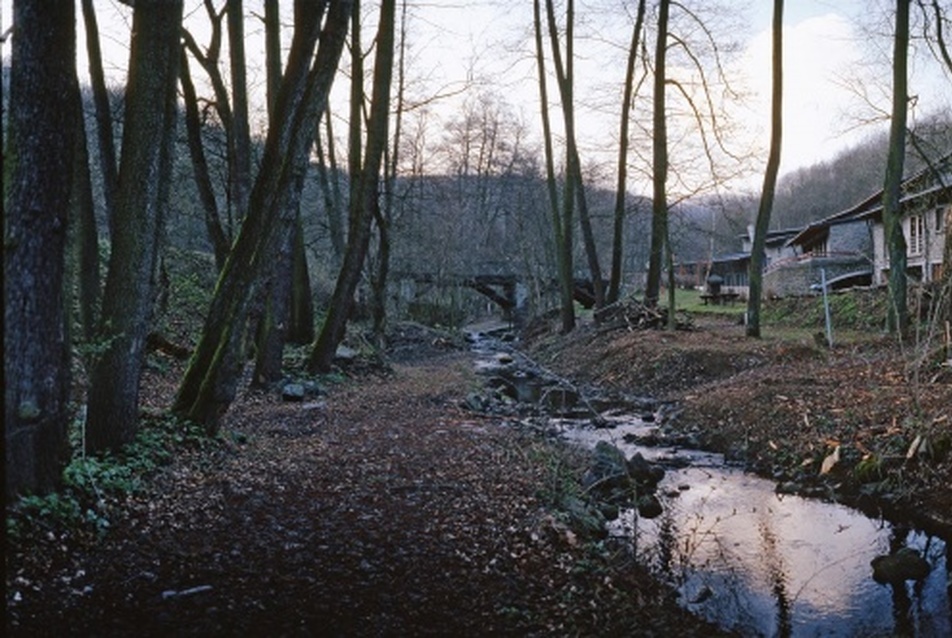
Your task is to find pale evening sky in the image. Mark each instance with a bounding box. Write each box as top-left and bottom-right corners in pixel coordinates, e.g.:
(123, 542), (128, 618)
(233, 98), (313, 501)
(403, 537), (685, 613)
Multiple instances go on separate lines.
(1, 1), (949, 192)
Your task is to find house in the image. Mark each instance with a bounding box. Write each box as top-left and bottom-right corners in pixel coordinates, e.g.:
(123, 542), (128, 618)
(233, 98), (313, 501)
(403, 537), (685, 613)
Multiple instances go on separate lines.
(764, 200), (874, 297)
(764, 151), (950, 296)
(862, 153), (951, 286)
(702, 227), (799, 298)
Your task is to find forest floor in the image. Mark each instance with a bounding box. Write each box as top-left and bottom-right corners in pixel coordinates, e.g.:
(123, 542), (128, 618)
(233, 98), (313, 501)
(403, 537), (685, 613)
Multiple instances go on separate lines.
(5, 330), (726, 637)
(6, 301), (952, 636)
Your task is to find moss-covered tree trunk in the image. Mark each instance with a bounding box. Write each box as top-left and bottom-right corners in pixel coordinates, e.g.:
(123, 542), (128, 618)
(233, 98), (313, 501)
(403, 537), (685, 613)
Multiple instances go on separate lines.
(86, 1), (184, 454)
(4, 0), (77, 499)
(308, 0), (396, 373)
(883, 0), (911, 334)
(746, 0), (784, 338)
(174, 1), (350, 430)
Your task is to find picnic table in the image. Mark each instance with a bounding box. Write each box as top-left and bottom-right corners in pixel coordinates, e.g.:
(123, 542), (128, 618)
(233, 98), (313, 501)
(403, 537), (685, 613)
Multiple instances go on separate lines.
(700, 291), (740, 305)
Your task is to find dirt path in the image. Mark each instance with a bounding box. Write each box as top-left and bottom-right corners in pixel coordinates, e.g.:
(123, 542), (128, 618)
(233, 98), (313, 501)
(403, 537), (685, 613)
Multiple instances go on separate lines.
(6, 351), (725, 637)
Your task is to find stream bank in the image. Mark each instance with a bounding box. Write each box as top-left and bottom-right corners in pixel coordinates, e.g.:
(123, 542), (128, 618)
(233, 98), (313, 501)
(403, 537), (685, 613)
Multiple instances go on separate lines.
(463, 319), (951, 636)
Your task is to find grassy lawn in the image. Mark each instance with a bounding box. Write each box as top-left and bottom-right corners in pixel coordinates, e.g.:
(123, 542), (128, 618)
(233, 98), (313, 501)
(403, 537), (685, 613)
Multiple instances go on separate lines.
(674, 288), (747, 317)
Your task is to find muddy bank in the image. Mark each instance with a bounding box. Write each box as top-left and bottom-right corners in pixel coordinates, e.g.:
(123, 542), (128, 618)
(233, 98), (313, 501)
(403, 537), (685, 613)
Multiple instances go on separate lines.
(525, 314), (952, 537)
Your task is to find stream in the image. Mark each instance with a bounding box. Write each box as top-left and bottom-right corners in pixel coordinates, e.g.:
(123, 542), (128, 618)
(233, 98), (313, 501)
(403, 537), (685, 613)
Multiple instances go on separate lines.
(466, 327), (951, 637)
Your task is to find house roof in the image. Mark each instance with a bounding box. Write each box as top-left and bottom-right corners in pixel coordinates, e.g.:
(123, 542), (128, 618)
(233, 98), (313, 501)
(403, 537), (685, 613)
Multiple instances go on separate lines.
(787, 150), (952, 247)
(711, 251), (750, 264)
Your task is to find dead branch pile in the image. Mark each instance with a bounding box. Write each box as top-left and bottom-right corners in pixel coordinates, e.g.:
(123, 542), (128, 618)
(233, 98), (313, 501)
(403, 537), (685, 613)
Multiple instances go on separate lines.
(594, 298), (694, 332)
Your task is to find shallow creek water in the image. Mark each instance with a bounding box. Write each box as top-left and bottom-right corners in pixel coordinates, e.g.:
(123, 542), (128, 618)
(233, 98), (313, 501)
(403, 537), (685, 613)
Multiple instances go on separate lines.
(561, 418), (949, 637)
(468, 330), (950, 637)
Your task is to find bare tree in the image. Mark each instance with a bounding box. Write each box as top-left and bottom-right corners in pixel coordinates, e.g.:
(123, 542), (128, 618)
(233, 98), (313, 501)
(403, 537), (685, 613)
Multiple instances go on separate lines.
(545, 0), (605, 310)
(883, 0), (912, 334)
(309, 0), (396, 372)
(608, 0), (647, 305)
(534, 0), (574, 331)
(746, 0), (784, 339)
(5, 0), (77, 498)
(315, 103), (347, 262)
(645, 0), (670, 308)
(180, 51), (230, 268)
(370, 0), (411, 346)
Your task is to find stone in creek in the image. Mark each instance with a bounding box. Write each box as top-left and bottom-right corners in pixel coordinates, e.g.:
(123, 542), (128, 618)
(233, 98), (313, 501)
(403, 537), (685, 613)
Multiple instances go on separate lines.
(871, 547), (931, 584)
(637, 494), (664, 519)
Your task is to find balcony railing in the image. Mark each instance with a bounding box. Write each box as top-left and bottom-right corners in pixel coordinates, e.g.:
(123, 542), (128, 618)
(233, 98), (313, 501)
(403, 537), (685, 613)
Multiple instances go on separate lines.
(764, 251), (868, 274)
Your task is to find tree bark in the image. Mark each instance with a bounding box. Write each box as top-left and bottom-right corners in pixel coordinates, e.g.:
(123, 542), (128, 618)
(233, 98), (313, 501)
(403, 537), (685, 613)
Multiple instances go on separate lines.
(227, 0), (252, 222)
(746, 0), (784, 338)
(86, 0), (184, 454)
(5, 0), (77, 499)
(71, 92), (101, 342)
(883, 0), (911, 334)
(308, 0), (396, 373)
(645, 0), (670, 307)
(289, 219), (315, 344)
(264, 0), (282, 117)
(608, 0), (646, 304)
(254, 0), (316, 380)
(174, 0), (350, 429)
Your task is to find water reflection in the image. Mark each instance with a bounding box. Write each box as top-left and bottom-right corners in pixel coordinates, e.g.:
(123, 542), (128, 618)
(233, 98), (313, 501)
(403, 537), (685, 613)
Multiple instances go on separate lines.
(560, 420), (950, 637)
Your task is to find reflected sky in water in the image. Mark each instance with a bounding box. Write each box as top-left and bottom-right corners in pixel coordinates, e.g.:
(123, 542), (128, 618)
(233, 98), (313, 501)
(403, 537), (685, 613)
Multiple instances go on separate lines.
(561, 419), (950, 637)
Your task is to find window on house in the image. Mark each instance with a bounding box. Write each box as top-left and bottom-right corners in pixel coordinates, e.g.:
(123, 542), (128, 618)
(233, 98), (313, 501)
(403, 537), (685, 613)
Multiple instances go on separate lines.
(938, 206), (947, 232)
(908, 214), (924, 255)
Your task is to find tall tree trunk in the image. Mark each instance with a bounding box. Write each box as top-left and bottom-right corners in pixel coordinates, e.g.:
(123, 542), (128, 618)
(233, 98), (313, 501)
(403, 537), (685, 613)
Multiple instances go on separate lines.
(546, 0), (604, 310)
(5, 0), (77, 499)
(608, 0), (646, 304)
(86, 1), (184, 454)
(746, 0), (784, 338)
(645, 0), (670, 307)
(289, 219), (316, 344)
(227, 0), (251, 222)
(371, 0), (409, 346)
(264, 0), (282, 119)
(308, 0), (396, 373)
(315, 107), (347, 262)
(254, 0), (316, 379)
(71, 93), (101, 342)
(253, 162), (309, 385)
(174, 0), (350, 430)
(883, 0), (911, 334)
(533, 0), (574, 332)
(80, 0), (118, 227)
(370, 199), (391, 346)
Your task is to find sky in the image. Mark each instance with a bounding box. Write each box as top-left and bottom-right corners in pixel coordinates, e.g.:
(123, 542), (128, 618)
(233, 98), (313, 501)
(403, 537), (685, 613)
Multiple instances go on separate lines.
(1, 1), (950, 192)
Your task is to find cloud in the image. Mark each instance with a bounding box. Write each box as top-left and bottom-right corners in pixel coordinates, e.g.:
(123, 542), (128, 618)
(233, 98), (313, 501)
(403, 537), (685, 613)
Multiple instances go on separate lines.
(741, 12), (867, 172)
